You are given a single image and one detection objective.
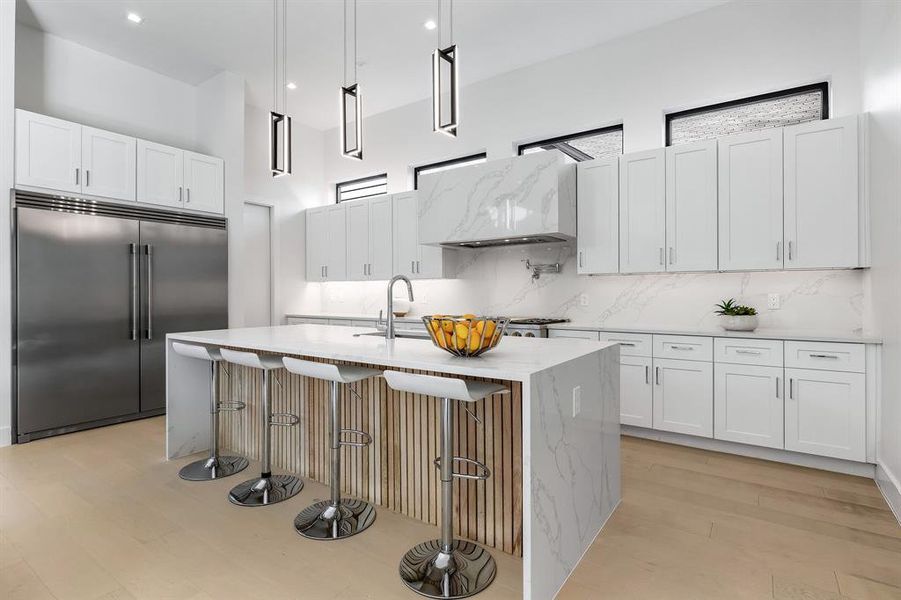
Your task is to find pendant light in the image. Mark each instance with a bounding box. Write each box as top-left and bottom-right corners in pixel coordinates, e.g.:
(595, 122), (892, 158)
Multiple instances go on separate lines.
(269, 0), (292, 177)
(432, 0), (458, 137)
(340, 0), (363, 160)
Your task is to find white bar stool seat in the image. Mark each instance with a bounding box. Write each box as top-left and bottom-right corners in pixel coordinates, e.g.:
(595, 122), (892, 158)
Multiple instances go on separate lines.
(282, 357), (381, 540)
(172, 342), (249, 481)
(220, 348), (303, 507)
(383, 370), (507, 599)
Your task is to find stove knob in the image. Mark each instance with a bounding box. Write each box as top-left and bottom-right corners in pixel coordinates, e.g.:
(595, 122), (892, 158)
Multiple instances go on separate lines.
(525, 332), (535, 338)
(512, 331), (522, 337)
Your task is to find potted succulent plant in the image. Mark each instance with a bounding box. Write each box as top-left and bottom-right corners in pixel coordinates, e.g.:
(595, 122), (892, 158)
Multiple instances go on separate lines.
(715, 298), (759, 331)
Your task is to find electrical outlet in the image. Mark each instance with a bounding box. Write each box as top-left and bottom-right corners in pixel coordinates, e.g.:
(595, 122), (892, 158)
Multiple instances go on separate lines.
(579, 294), (589, 307)
(768, 293), (781, 310)
(572, 386), (581, 418)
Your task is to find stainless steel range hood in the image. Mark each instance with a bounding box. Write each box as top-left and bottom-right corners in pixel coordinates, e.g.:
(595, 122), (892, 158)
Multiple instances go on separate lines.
(417, 151), (576, 248)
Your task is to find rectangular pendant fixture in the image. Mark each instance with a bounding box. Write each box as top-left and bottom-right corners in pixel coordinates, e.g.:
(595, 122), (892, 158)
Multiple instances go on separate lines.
(269, 110), (292, 177)
(341, 84), (363, 160)
(432, 44), (458, 137)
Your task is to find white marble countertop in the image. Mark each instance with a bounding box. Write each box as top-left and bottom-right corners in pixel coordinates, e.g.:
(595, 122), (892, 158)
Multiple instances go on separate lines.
(547, 322), (882, 344)
(168, 324), (616, 381)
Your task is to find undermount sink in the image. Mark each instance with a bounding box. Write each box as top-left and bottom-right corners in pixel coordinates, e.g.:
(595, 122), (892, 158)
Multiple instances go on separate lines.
(354, 329), (431, 340)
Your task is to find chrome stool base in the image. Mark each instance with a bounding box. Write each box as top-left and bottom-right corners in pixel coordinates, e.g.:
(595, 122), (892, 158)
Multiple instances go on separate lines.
(228, 474), (303, 507)
(399, 539), (497, 599)
(293, 498), (377, 540)
(178, 455), (248, 481)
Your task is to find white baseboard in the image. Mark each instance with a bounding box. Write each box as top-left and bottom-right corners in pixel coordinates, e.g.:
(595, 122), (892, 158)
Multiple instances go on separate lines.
(622, 426), (876, 478)
(0, 426), (10, 447)
(876, 461), (901, 526)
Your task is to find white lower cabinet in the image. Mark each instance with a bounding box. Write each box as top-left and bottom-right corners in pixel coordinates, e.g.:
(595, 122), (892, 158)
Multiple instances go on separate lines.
(620, 356), (653, 428)
(714, 363), (784, 449)
(652, 358), (713, 438)
(784, 368), (866, 461)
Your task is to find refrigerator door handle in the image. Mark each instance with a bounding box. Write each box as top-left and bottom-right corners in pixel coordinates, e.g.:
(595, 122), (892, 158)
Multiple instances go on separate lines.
(144, 243), (153, 340)
(130, 243), (138, 340)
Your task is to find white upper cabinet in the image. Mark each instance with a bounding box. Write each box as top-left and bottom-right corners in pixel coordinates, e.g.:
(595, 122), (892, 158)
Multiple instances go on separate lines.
(183, 151), (224, 214)
(306, 207), (327, 282)
(346, 200), (370, 281)
(345, 196), (393, 281)
(368, 195), (394, 280)
(137, 140), (184, 209)
(718, 128), (784, 271)
(665, 139), (717, 272)
(15, 109), (82, 194)
(577, 157), (619, 274)
(393, 191), (452, 280)
(784, 115), (860, 269)
(325, 204), (347, 281)
(619, 148), (665, 273)
(81, 126), (136, 202)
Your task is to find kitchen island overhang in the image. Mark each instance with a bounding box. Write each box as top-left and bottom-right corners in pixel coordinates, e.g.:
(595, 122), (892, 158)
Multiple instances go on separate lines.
(166, 324), (620, 600)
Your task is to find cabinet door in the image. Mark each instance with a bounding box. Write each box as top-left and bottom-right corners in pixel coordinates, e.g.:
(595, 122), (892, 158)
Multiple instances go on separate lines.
(665, 139), (717, 271)
(621, 356), (653, 428)
(345, 200), (370, 281)
(714, 364), (783, 448)
(392, 192), (419, 278)
(369, 195), (393, 280)
(547, 329), (599, 340)
(577, 157), (619, 274)
(619, 149), (665, 273)
(15, 110), (82, 194)
(305, 207), (327, 282)
(137, 140), (184, 208)
(784, 116), (859, 269)
(81, 126), (136, 201)
(183, 151), (224, 214)
(785, 368), (866, 461)
(652, 358), (713, 437)
(718, 128), (783, 270)
(325, 204), (347, 280)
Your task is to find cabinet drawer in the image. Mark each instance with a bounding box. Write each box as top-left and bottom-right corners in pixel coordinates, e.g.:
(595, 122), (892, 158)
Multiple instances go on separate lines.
(784, 341), (865, 373)
(653, 335), (712, 361)
(351, 320), (377, 328)
(548, 329), (599, 340)
(714, 338), (783, 366)
(599, 332), (652, 357)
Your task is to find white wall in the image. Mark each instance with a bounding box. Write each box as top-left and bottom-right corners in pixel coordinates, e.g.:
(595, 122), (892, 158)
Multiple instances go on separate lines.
(15, 25), (197, 148)
(0, 0), (16, 446)
(860, 0), (901, 517)
(308, 0), (867, 334)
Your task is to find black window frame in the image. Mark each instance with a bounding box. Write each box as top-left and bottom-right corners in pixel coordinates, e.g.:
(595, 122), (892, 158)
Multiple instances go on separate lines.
(413, 152), (488, 190)
(335, 173), (388, 203)
(665, 82), (829, 146)
(516, 124), (624, 162)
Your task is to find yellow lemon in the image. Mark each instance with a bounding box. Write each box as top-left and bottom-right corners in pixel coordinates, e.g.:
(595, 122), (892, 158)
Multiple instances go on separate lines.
(444, 331), (455, 348)
(441, 319), (454, 334)
(483, 320), (497, 339)
(462, 313), (477, 320)
(435, 331), (447, 348)
(454, 323), (470, 340)
(475, 320), (485, 334)
(429, 319), (441, 333)
(455, 334), (467, 350)
(468, 334), (481, 352)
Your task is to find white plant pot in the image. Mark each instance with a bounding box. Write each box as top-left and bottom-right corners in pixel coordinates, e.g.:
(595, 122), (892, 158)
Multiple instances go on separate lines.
(720, 314), (759, 332)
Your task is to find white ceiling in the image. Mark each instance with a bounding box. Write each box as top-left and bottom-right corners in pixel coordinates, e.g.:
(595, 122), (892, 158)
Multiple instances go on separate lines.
(18, 0), (727, 130)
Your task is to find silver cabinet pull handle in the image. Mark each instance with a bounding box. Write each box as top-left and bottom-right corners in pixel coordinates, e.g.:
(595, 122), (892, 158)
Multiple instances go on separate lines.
(668, 247), (674, 265)
(579, 251), (583, 268)
(144, 243), (153, 340)
(776, 241), (781, 261)
(788, 241), (793, 261)
(85, 170), (90, 187)
(659, 247), (664, 265)
(735, 349), (762, 355)
(179, 187), (183, 203)
(645, 365), (649, 384)
(669, 344), (694, 351)
(789, 378), (794, 400)
(186, 188), (191, 203)
(617, 342), (637, 347)
(411, 260), (415, 273)
(809, 353), (838, 359)
(655, 366), (660, 385)
(416, 260), (420, 274)
(776, 376), (780, 399)
(75, 168), (80, 185)
(129, 243), (138, 340)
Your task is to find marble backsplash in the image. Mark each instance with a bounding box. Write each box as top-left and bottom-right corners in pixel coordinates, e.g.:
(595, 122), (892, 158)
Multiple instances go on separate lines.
(306, 243), (867, 334)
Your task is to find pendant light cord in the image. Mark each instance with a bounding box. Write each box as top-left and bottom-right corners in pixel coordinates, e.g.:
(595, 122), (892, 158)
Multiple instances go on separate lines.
(437, 0), (453, 48)
(343, 0), (358, 87)
(273, 0), (288, 112)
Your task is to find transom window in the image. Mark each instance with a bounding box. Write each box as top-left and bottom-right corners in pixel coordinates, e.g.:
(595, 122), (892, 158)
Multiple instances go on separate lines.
(336, 173), (388, 203)
(517, 125), (623, 163)
(414, 153), (487, 189)
(666, 82), (828, 146)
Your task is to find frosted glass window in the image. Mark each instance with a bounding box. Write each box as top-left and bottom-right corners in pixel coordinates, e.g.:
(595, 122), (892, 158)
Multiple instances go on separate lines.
(518, 126), (623, 163)
(336, 174), (387, 203)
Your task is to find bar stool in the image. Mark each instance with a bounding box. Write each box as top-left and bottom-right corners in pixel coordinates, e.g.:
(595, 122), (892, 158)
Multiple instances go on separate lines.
(172, 342), (249, 481)
(282, 357), (380, 540)
(383, 370), (507, 599)
(221, 348), (303, 507)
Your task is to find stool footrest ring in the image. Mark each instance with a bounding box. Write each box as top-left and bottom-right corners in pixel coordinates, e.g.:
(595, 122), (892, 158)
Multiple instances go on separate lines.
(339, 428), (372, 448)
(270, 413), (300, 427)
(217, 401), (246, 412)
(433, 456), (491, 480)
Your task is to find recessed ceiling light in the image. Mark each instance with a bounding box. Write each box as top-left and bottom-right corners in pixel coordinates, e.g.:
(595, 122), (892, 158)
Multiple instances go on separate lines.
(424, 19), (437, 30)
(286, 82), (297, 90)
(127, 12), (143, 24)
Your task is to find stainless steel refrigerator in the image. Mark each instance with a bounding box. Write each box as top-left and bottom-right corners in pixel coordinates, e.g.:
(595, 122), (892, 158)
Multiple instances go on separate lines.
(13, 190), (228, 443)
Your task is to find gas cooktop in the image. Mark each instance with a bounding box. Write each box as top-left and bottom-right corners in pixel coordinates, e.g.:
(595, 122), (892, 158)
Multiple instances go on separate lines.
(509, 318), (569, 325)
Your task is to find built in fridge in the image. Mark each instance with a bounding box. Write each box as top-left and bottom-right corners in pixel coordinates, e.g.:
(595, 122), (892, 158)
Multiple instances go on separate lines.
(12, 190), (228, 443)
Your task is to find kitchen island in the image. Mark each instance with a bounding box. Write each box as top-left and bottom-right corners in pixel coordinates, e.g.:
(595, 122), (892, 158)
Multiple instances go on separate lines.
(166, 324), (620, 600)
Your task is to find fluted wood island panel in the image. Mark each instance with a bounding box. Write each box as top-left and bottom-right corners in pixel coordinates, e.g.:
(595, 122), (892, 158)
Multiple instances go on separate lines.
(217, 356), (523, 555)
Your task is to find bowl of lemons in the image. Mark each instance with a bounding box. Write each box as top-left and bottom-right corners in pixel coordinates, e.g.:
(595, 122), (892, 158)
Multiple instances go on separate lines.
(422, 315), (510, 357)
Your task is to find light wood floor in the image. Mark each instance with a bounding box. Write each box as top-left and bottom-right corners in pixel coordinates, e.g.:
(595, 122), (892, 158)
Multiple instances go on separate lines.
(0, 418), (898, 600)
